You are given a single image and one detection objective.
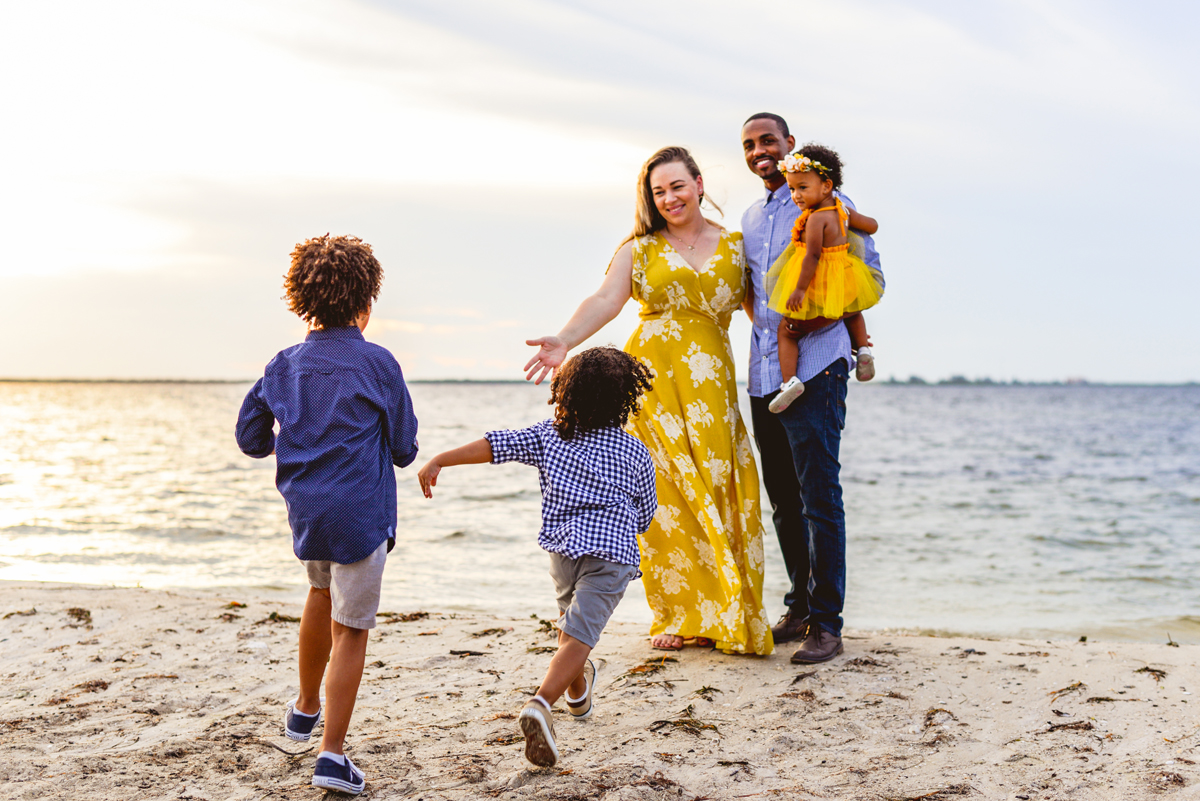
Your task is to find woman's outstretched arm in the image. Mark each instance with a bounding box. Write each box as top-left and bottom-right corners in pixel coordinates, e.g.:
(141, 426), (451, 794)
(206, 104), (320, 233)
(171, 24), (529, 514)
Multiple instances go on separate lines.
(524, 240), (635, 384)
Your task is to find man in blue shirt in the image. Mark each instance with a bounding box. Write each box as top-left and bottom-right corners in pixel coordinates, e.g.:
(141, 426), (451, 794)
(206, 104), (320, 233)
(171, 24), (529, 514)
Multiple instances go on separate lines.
(740, 113), (878, 664)
(237, 234), (418, 795)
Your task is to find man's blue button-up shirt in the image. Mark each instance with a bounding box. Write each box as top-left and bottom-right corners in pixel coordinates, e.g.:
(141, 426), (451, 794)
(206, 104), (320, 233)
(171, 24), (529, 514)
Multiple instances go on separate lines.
(741, 185), (880, 395)
(236, 326), (419, 564)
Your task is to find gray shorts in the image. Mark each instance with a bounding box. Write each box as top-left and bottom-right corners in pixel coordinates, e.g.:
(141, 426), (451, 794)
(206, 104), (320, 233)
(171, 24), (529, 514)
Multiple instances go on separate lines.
(548, 553), (638, 649)
(304, 540), (389, 630)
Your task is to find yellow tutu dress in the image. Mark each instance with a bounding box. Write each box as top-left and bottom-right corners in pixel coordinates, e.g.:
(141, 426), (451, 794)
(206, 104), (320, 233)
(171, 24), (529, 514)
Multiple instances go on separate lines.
(767, 199), (883, 319)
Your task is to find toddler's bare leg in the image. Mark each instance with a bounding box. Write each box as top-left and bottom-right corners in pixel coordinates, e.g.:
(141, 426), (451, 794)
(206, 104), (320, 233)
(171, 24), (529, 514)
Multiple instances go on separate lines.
(319, 620), (370, 756)
(844, 312), (871, 352)
(845, 312), (876, 381)
(777, 319), (802, 383)
(536, 632), (591, 706)
(297, 587), (333, 715)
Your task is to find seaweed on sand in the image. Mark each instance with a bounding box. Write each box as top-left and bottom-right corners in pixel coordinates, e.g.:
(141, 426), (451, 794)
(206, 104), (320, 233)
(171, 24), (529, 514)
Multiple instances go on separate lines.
(649, 703), (719, 736)
(1047, 681), (1085, 700)
(378, 610), (430, 623)
(471, 627), (510, 638)
(886, 784), (973, 800)
(1135, 666), (1167, 682)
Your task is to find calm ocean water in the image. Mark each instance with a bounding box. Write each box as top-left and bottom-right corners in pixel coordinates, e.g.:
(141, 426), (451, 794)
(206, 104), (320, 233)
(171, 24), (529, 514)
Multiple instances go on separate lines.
(0, 381), (1196, 643)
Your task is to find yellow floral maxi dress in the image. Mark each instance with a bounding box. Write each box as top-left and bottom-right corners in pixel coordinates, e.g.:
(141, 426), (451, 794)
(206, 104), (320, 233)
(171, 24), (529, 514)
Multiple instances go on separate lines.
(624, 230), (774, 655)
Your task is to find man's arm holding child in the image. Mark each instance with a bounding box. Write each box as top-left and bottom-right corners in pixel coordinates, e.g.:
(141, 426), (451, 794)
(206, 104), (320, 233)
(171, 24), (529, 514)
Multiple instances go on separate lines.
(846, 207), (877, 235)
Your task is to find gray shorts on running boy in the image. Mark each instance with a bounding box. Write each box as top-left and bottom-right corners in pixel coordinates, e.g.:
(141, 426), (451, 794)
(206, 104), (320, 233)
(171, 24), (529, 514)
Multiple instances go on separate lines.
(547, 553), (638, 649)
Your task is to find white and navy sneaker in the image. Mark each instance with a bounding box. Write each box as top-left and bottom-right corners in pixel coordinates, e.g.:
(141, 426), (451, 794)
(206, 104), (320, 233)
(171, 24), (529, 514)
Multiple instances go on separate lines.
(855, 346), (875, 382)
(565, 659), (595, 720)
(312, 752), (365, 795)
(768, 377), (805, 414)
(284, 699), (322, 741)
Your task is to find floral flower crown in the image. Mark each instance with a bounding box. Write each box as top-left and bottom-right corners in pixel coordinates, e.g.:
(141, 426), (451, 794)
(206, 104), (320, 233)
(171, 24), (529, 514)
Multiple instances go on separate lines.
(778, 152), (831, 179)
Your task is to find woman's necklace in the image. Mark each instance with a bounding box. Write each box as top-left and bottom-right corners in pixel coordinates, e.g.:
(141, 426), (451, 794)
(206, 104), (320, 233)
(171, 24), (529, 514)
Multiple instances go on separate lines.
(670, 227), (702, 252)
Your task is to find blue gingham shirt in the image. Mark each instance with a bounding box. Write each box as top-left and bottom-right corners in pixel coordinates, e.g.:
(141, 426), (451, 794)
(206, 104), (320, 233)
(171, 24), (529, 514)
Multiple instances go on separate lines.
(741, 186), (881, 395)
(486, 420), (656, 568)
(236, 326), (419, 564)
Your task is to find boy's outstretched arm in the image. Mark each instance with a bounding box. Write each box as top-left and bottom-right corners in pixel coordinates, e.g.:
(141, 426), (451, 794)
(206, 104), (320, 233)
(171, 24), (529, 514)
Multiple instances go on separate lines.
(846, 207), (878, 235)
(417, 438), (494, 498)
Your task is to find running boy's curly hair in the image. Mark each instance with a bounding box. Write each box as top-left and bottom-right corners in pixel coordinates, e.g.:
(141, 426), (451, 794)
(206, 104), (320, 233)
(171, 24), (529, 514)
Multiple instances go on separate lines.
(798, 143), (844, 190)
(550, 347), (653, 441)
(284, 234), (383, 329)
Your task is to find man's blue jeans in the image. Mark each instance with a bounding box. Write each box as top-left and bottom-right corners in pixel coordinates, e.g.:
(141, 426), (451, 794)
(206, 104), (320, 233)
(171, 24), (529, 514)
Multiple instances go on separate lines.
(749, 359), (847, 637)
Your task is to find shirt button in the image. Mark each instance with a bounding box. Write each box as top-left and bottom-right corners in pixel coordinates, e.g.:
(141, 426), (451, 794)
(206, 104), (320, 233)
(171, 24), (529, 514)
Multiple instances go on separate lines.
(769, 215), (774, 220)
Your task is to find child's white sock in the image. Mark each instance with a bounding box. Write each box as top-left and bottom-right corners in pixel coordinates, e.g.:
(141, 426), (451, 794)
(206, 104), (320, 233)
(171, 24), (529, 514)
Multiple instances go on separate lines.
(318, 751), (346, 765)
(532, 694), (552, 712)
(565, 686), (586, 704)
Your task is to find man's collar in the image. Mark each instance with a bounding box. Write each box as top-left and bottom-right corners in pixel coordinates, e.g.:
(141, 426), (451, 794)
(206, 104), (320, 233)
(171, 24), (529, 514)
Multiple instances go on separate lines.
(762, 182), (788, 205)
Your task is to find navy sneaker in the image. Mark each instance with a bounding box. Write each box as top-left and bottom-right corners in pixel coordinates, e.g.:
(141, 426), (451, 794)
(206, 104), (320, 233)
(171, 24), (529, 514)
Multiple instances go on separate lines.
(284, 699), (322, 741)
(312, 753), (366, 795)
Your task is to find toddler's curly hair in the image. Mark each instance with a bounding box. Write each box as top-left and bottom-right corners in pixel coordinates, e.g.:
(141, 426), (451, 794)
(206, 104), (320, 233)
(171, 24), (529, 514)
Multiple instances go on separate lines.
(284, 234), (382, 329)
(798, 143), (844, 190)
(550, 347), (653, 441)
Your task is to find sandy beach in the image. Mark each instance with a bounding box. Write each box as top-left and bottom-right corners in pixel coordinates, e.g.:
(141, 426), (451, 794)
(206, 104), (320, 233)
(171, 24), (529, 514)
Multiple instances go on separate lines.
(1, 582), (1197, 800)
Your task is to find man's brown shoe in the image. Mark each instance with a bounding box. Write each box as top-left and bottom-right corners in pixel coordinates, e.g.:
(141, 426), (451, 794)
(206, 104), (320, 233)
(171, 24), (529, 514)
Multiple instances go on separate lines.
(789, 627), (843, 664)
(771, 611), (809, 645)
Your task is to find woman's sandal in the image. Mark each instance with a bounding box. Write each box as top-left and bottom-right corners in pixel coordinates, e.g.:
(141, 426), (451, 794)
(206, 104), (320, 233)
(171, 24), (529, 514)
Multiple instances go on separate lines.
(651, 634), (684, 651)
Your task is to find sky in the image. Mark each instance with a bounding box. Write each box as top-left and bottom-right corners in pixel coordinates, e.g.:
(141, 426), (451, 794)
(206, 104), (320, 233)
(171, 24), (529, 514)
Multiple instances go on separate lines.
(1, 0), (1197, 382)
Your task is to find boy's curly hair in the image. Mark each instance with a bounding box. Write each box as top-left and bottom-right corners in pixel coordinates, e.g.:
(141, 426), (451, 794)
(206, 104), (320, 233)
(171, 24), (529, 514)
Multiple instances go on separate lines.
(284, 234), (382, 329)
(549, 347), (653, 441)
(798, 143), (844, 190)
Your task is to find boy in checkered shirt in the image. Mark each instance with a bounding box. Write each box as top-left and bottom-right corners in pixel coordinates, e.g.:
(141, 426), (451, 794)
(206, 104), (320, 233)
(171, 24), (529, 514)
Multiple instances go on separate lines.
(417, 346), (657, 768)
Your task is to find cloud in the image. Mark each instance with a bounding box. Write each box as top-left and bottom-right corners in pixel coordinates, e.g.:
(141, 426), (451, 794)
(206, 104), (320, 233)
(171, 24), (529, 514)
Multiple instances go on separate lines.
(370, 318), (426, 333)
(1, 1), (1198, 381)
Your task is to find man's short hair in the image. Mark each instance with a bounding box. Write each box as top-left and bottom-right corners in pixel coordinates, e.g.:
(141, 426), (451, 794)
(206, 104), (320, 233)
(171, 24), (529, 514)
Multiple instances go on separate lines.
(284, 234), (382, 329)
(743, 112), (790, 140)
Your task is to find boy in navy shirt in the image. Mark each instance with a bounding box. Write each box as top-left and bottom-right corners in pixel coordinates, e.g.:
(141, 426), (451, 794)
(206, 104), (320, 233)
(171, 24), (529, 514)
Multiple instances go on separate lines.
(417, 347), (656, 768)
(237, 234), (418, 795)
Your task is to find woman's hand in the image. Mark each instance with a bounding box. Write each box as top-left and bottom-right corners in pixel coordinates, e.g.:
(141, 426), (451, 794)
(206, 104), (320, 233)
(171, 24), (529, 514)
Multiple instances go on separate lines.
(417, 459), (442, 498)
(524, 336), (568, 385)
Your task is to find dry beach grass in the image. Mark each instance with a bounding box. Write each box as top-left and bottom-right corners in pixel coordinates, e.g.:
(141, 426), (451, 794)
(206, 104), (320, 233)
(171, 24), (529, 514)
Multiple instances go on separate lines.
(1, 582), (1197, 800)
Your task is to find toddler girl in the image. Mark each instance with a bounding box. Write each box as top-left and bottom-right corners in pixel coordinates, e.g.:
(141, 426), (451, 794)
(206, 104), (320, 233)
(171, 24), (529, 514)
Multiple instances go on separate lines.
(767, 144), (884, 413)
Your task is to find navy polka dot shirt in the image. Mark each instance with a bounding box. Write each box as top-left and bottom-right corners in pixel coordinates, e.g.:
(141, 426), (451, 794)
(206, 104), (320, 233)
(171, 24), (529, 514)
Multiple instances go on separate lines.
(236, 326), (419, 564)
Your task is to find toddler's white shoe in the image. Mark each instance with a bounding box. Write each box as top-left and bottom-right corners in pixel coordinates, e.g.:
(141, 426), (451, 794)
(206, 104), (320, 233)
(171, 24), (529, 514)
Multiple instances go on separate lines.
(856, 346), (875, 382)
(768, 377), (805, 414)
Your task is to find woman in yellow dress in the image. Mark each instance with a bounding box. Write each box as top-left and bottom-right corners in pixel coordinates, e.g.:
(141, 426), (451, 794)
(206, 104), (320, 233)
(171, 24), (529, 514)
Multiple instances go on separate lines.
(525, 146), (773, 655)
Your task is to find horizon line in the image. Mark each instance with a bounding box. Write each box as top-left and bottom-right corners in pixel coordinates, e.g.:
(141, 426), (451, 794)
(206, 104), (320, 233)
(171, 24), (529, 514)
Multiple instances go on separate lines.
(1, 378), (1197, 388)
